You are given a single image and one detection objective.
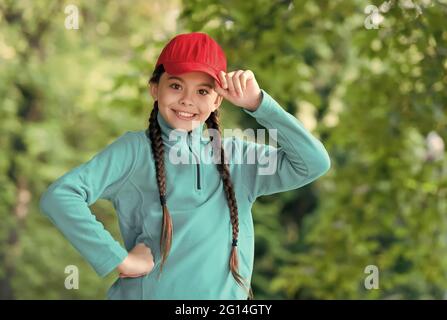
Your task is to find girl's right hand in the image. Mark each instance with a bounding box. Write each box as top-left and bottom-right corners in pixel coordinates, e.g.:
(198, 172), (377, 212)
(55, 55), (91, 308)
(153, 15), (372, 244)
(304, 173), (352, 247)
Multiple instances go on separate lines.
(117, 243), (154, 278)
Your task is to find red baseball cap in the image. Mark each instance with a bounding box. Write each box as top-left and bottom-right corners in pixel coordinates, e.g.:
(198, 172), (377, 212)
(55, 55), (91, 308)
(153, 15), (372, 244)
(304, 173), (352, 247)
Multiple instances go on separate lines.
(155, 32), (227, 87)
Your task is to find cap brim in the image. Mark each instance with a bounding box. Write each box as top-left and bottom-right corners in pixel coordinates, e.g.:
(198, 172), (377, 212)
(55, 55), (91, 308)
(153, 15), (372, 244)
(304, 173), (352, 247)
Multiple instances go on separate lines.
(163, 62), (223, 88)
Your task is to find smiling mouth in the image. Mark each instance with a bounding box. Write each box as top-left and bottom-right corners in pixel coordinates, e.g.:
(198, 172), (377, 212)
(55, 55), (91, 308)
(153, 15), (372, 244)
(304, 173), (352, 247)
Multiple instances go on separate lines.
(172, 109), (198, 120)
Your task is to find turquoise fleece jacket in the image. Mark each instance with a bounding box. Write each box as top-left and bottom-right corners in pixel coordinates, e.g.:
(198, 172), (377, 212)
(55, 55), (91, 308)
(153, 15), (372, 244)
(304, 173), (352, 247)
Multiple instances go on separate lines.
(39, 89), (331, 300)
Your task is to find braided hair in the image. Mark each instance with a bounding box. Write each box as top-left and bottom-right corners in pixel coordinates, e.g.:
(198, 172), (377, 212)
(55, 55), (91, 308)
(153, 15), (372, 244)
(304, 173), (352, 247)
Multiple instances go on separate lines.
(147, 64), (253, 299)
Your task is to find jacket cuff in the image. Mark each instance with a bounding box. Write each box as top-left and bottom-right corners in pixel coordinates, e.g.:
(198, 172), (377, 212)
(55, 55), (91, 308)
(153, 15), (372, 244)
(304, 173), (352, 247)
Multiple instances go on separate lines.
(242, 89), (275, 117)
(95, 245), (128, 278)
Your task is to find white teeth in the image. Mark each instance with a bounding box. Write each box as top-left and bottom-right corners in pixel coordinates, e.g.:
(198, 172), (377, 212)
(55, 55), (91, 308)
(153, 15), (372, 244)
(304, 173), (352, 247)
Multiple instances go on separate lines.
(176, 111), (196, 118)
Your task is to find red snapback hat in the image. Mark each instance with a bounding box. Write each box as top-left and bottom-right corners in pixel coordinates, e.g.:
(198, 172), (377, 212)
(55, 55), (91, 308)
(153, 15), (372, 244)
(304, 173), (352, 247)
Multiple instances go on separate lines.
(155, 32), (227, 87)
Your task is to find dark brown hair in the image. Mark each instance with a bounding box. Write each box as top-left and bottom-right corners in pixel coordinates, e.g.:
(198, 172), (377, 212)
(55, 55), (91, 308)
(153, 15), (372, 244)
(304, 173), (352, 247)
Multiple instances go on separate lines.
(147, 64), (253, 299)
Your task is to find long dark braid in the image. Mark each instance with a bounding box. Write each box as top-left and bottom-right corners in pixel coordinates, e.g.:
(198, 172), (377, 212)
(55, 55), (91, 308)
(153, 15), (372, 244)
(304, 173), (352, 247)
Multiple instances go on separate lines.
(205, 110), (254, 300)
(146, 101), (172, 279)
(147, 64), (254, 299)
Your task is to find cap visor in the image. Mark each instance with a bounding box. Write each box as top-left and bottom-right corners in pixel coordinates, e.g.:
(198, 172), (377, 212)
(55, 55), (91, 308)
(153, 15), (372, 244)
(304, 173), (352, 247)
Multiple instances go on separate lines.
(163, 62), (223, 88)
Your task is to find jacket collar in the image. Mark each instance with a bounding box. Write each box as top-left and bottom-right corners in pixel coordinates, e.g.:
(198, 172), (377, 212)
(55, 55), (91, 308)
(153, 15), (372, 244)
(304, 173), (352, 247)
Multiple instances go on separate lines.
(156, 111), (210, 152)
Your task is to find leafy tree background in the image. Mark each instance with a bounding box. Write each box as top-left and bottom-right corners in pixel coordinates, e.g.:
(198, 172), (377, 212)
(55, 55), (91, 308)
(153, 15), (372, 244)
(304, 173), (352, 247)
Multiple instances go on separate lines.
(0, 0), (446, 299)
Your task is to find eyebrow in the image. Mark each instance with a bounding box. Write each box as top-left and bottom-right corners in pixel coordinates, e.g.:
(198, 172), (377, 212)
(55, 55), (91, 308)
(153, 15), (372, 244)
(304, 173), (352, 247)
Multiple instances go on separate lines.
(167, 76), (214, 89)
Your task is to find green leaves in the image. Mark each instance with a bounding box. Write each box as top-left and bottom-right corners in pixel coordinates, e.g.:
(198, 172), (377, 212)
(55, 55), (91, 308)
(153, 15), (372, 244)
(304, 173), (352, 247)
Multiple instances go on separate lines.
(1, 0), (446, 299)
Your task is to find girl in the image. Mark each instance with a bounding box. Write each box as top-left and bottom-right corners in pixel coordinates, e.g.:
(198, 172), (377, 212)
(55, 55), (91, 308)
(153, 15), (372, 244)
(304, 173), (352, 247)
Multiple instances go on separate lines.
(39, 32), (331, 300)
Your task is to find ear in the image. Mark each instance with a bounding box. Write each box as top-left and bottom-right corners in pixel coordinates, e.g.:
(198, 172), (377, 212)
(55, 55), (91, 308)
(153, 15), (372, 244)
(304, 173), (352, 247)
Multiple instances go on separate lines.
(211, 94), (223, 113)
(149, 82), (158, 101)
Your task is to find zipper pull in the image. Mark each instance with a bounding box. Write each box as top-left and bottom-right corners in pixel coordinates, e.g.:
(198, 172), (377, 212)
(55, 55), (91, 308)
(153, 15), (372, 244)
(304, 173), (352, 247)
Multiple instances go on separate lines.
(187, 131), (192, 148)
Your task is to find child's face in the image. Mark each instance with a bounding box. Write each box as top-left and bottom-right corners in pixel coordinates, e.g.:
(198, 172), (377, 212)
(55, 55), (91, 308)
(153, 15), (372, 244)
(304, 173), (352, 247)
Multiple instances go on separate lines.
(150, 71), (223, 132)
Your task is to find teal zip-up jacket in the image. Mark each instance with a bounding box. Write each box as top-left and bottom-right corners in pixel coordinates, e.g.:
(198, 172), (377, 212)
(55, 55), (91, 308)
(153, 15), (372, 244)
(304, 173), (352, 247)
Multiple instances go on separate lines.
(39, 89), (331, 300)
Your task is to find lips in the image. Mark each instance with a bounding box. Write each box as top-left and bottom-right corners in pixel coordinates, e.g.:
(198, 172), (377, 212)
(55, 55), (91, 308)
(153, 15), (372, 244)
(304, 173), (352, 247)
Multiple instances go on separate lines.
(172, 109), (198, 120)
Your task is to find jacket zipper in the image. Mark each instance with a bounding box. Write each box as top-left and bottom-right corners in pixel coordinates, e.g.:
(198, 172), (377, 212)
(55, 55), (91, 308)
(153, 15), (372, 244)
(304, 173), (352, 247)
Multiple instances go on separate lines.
(187, 131), (201, 190)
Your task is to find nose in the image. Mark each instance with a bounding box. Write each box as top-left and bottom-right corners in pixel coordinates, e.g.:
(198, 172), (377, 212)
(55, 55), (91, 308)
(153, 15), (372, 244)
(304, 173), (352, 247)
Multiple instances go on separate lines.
(179, 90), (194, 107)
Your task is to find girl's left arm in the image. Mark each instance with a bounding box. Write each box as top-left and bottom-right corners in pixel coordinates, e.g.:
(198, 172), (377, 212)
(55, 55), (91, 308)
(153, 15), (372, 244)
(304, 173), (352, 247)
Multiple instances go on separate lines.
(214, 70), (330, 202)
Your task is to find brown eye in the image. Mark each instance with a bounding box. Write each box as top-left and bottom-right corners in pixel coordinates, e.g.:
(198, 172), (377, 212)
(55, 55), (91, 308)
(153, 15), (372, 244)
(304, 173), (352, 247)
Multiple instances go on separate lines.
(198, 89), (209, 96)
(170, 83), (181, 90)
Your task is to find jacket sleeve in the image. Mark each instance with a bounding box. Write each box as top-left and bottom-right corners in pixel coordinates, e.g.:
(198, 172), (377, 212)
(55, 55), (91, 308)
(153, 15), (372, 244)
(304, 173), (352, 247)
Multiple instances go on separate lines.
(39, 131), (141, 278)
(238, 89), (331, 201)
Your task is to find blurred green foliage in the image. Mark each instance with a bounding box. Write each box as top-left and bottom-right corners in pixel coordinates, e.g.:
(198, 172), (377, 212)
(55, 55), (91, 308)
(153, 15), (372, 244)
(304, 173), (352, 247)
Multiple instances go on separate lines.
(0, 0), (446, 299)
